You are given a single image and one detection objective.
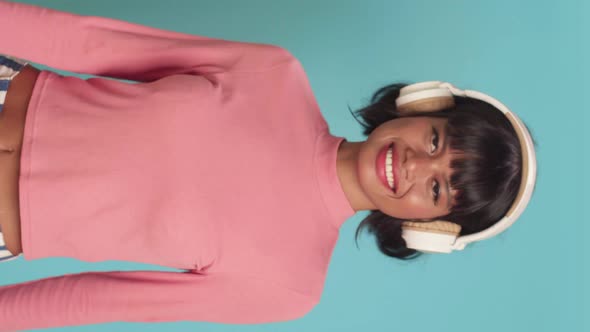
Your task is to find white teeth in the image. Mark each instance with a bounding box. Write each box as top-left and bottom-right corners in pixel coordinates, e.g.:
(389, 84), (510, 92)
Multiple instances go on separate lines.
(385, 146), (395, 190)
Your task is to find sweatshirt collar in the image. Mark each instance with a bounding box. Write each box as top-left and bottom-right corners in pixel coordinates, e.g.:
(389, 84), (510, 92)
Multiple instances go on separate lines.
(313, 130), (356, 230)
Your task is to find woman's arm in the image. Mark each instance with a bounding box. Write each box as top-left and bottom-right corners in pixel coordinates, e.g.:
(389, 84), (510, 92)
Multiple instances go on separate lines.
(0, 0), (293, 82)
(0, 270), (316, 330)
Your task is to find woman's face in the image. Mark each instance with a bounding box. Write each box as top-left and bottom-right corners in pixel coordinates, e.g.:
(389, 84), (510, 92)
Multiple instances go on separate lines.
(357, 116), (460, 220)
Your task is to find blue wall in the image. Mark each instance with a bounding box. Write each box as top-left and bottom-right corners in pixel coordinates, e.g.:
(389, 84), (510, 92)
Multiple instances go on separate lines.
(3, 0), (587, 331)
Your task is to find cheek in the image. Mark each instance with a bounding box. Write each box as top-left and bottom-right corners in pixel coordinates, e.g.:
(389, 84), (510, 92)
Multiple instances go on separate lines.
(381, 192), (441, 220)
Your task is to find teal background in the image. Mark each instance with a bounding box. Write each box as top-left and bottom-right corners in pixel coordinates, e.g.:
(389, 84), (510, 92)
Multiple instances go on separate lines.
(1, 0), (587, 331)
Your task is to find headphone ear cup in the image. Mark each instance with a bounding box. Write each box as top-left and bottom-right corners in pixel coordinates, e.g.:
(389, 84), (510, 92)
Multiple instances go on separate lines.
(401, 221), (462, 253)
(399, 81), (445, 96)
(402, 220), (461, 235)
(397, 96), (455, 114)
(396, 83), (456, 114)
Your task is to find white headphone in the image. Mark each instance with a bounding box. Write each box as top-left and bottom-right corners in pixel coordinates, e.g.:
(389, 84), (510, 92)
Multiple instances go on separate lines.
(395, 81), (537, 254)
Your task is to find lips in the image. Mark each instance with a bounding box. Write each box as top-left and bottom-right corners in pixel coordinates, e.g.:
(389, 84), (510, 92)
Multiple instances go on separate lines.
(376, 142), (394, 192)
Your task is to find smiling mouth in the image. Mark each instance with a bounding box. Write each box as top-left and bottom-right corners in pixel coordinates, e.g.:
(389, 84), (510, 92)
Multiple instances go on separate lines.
(376, 142), (398, 193)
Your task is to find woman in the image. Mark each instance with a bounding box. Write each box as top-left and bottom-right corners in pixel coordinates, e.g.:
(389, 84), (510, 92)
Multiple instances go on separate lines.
(0, 1), (536, 330)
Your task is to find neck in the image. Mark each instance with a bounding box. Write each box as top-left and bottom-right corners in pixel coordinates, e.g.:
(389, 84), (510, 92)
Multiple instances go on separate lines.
(336, 139), (377, 212)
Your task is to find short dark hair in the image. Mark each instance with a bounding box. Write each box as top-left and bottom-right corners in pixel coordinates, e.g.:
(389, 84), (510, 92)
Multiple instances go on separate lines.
(349, 83), (533, 260)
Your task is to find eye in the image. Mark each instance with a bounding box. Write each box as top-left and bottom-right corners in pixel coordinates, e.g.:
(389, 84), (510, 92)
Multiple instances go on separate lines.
(432, 179), (440, 204)
(430, 126), (439, 154)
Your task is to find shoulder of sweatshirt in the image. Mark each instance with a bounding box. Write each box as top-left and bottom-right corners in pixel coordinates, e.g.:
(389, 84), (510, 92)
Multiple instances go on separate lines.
(220, 41), (301, 74)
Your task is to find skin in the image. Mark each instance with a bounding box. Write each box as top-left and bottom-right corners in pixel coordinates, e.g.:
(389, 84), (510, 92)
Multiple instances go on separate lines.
(0, 64), (40, 256)
(336, 116), (460, 220)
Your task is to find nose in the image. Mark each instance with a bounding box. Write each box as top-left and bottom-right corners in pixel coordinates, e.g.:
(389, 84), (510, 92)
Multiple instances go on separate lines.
(404, 148), (436, 183)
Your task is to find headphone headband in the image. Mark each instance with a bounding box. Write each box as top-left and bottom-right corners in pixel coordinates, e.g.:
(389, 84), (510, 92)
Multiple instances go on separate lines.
(395, 81), (537, 253)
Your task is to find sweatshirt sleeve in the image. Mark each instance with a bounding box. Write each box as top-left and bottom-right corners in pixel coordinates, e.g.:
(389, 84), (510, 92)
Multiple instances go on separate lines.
(0, 270), (317, 331)
(0, 0), (293, 82)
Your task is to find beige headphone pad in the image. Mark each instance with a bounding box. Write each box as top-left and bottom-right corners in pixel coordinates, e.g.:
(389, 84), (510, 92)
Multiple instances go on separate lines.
(402, 220), (461, 236)
(398, 96), (455, 114)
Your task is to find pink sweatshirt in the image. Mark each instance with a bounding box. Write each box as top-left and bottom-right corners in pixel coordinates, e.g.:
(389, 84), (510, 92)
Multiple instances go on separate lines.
(0, 1), (356, 330)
